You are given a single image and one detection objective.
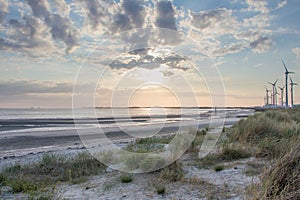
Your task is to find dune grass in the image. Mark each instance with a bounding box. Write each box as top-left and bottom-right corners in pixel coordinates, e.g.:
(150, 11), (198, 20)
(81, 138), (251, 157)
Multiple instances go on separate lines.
(159, 161), (183, 182)
(125, 135), (175, 154)
(224, 109), (300, 199)
(0, 152), (105, 195)
(226, 109), (300, 159)
(261, 138), (300, 199)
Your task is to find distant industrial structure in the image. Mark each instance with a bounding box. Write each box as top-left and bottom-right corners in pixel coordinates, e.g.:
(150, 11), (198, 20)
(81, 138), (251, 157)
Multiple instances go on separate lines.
(264, 60), (297, 108)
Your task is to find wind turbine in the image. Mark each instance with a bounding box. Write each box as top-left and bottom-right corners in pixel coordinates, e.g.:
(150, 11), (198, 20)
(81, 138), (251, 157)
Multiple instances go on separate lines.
(268, 79), (278, 106)
(264, 86), (271, 105)
(274, 87), (279, 105)
(290, 77), (298, 108)
(282, 59), (295, 107)
(278, 85), (286, 106)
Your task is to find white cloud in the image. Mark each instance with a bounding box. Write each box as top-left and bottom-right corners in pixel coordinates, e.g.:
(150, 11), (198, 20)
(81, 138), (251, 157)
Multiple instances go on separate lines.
(26, 0), (80, 53)
(276, 0), (288, 9)
(0, 0), (8, 23)
(0, 0), (277, 61)
(292, 47), (300, 60)
(243, 0), (269, 14)
(189, 8), (239, 35)
(53, 0), (70, 17)
(212, 43), (246, 57)
(250, 36), (273, 53)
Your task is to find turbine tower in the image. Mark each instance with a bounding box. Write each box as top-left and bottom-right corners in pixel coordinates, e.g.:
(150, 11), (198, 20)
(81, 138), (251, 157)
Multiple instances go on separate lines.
(274, 87), (279, 105)
(268, 79), (278, 106)
(278, 85), (285, 106)
(290, 77), (298, 108)
(282, 59), (295, 107)
(264, 86), (271, 105)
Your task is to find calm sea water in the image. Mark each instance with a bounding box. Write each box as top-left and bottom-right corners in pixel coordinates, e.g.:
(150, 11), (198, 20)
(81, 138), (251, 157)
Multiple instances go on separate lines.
(0, 108), (220, 133)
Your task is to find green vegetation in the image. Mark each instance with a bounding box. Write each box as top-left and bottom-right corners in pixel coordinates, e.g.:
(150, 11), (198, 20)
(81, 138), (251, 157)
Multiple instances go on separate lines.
(125, 135), (175, 153)
(226, 109), (300, 159)
(187, 129), (207, 152)
(261, 138), (300, 199)
(245, 161), (265, 176)
(154, 183), (166, 195)
(159, 161), (183, 182)
(214, 165), (225, 172)
(121, 153), (166, 172)
(223, 109), (300, 199)
(198, 145), (251, 168)
(136, 135), (175, 145)
(0, 152), (105, 195)
(120, 174), (133, 183)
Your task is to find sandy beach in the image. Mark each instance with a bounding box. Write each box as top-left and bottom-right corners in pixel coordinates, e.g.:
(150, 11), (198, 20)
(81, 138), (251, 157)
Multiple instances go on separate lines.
(0, 109), (253, 169)
(1, 108), (299, 200)
(0, 108), (261, 200)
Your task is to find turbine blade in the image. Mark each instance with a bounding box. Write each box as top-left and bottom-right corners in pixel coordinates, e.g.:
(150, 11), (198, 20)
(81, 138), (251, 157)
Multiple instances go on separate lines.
(282, 59), (288, 72)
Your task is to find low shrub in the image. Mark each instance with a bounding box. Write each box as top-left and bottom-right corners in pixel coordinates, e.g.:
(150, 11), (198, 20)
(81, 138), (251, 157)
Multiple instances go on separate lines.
(120, 174), (133, 183)
(214, 165), (225, 172)
(154, 183), (166, 195)
(159, 161), (183, 182)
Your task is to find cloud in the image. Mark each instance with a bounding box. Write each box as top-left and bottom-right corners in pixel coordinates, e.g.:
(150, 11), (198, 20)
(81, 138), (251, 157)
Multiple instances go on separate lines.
(26, 0), (50, 19)
(0, 80), (73, 96)
(109, 47), (188, 72)
(80, 0), (112, 31)
(234, 30), (273, 53)
(155, 1), (177, 31)
(243, 0), (269, 14)
(292, 47), (300, 60)
(26, 0), (80, 53)
(80, 0), (147, 34)
(0, 15), (56, 57)
(189, 8), (238, 35)
(53, 0), (70, 17)
(250, 36), (272, 53)
(276, 0), (288, 9)
(0, 0), (8, 23)
(184, 1), (274, 57)
(122, 0), (145, 28)
(0, 0), (277, 60)
(212, 43), (246, 57)
(160, 69), (174, 77)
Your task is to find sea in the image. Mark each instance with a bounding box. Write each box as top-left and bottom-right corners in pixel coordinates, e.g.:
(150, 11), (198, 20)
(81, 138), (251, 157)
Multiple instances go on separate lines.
(0, 108), (222, 134)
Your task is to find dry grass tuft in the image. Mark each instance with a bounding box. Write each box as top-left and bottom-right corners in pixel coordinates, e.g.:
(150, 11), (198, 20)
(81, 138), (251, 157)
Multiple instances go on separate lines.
(261, 138), (300, 199)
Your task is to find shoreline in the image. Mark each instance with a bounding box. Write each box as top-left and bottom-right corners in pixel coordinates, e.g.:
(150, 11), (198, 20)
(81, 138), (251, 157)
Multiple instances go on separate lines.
(0, 118), (242, 171)
(0, 109), (254, 170)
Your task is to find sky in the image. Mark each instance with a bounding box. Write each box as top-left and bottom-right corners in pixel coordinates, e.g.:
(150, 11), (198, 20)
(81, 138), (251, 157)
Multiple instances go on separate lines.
(0, 0), (299, 108)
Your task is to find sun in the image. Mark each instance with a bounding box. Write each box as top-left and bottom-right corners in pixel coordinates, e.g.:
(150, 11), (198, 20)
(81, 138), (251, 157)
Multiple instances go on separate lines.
(128, 84), (180, 107)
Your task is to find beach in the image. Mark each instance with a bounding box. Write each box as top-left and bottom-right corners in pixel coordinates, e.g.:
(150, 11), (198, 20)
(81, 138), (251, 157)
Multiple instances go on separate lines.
(0, 108), (264, 200)
(1, 108), (299, 199)
(0, 108), (253, 169)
